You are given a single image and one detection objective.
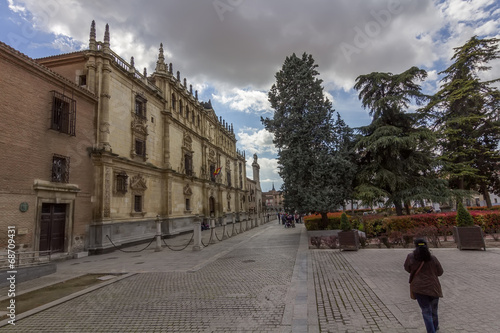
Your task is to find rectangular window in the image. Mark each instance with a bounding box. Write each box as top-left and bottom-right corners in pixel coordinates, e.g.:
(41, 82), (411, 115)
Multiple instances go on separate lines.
(116, 172), (128, 193)
(185, 198), (191, 211)
(134, 195), (142, 212)
(51, 154), (70, 183)
(210, 165), (216, 182)
(135, 96), (147, 119)
(185, 154), (193, 176)
(79, 75), (87, 86)
(51, 91), (76, 136)
(135, 139), (146, 157)
(227, 171), (231, 187)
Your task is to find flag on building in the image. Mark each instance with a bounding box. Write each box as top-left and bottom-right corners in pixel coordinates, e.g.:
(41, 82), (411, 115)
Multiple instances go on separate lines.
(213, 167), (222, 176)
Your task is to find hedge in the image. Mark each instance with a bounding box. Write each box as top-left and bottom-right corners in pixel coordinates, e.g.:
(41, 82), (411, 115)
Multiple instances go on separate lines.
(305, 210), (500, 237)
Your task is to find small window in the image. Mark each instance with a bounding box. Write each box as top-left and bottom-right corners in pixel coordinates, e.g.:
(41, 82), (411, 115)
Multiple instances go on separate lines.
(51, 91), (76, 136)
(186, 107), (190, 119)
(197, 115), (200, 127)
(179, 100), (183, 116)
(135, 139), (146, 157)
(185, 198), (191, 211)
(135, 96), (147, 119)
(171, 93), (176, 110)
(134, 195), (142, 212)
(227, 171), (231, 187)
(51, 154), (70, 183)
(116, 172), (128, 193)
(79, 75), (87, 86)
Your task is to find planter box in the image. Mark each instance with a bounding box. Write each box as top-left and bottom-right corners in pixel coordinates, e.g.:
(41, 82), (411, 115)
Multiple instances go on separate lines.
(338, 230), (360, 251)
(453, 226), (486, 251)
(307, 230), (339, 248)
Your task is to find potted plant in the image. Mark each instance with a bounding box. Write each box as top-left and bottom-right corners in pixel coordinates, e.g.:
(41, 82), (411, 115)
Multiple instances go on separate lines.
(453, 202), (486, 250)
(338, 212), (360, 251)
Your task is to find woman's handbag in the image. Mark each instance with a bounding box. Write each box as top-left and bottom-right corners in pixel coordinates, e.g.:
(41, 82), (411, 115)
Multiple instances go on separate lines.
(409, 261), (425, 299)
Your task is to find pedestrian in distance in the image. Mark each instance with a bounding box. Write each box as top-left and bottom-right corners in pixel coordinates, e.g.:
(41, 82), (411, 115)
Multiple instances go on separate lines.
(404, 238), (444, 333)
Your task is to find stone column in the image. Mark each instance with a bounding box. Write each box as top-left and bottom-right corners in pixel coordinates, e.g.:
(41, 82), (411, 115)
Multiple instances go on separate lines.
(192, 215), (203, 251)
(222, 214), (228, 240)
(155, 215), (162, 252)
(210, 217), (217, 244)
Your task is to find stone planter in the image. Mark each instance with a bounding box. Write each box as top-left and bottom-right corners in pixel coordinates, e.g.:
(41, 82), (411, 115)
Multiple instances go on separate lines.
(338, 230), (360, 251)
(453, 226), (486, 251)
(307, 230), (339, 248)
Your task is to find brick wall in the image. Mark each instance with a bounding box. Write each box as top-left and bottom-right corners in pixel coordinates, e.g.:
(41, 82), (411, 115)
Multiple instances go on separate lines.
(0, 43), (96, 253)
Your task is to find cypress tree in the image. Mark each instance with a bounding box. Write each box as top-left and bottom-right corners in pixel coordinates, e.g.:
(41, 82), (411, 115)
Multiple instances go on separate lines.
(456, 202), (474, 227)
(262, 53), (356, 227)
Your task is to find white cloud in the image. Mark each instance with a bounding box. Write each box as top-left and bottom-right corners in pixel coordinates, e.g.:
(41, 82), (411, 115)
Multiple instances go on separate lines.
(237, 127), (277, 155)
(212, 88), (273, 115)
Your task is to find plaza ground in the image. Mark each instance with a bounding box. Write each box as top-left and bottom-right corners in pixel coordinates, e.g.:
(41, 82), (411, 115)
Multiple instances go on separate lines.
(1, 219), (499, 332)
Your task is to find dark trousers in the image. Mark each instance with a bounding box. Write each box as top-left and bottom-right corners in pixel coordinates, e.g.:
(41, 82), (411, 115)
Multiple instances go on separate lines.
(414, 293), (439, 333)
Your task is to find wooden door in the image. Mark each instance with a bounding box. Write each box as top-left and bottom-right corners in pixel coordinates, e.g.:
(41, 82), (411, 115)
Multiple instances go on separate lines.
(40, 203), (66, 253)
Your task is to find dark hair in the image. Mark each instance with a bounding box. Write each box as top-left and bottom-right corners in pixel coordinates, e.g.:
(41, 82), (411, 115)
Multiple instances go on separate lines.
(413, 238), (431, 262)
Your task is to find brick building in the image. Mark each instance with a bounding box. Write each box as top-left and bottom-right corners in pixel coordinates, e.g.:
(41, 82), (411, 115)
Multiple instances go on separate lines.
(0, 41), (97, 255)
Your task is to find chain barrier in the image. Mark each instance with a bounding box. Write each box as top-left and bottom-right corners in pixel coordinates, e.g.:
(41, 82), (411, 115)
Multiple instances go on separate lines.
(105, 234), (156, 253)
(162, 231), (194, 251)
(201, 228), (214, 247)
(105, 217), (270, 253)
(214, 225), (224, 241)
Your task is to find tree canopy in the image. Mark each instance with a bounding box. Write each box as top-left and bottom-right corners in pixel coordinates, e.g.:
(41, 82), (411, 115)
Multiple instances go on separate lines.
(354, 67), (449, 215)
(423, 36), (500, 207)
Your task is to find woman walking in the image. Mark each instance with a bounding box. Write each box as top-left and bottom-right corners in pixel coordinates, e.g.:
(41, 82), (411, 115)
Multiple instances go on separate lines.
(404, 238), (444, 333)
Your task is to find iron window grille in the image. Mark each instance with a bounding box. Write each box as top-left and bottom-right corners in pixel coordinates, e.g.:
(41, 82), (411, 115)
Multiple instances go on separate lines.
(135, 139), (146, 158)
(185, 154), (193, 176)
(135, 95), (147, 119)
(51, 91), (76, 136)
(116, 172), (128, 193)
(134, 195), (142, 212)
(51, 154), (70, 183)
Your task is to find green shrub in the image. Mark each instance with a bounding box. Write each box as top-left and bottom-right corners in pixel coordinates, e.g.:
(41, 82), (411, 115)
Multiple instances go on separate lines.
(456, 202), (474, 227)
(340, 212), (352, 231)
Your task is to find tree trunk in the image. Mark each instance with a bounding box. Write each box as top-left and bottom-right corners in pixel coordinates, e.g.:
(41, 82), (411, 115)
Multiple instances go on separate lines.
(480, 184), (492, 208)
(351, 200), (354, 215)
(394, 201), (403, 216)
(320, 212), (329, 230)
(404, 201), (411, 215)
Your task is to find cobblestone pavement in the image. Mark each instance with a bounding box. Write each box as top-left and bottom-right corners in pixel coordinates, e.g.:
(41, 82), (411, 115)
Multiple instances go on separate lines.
(1, 221), (500, 332)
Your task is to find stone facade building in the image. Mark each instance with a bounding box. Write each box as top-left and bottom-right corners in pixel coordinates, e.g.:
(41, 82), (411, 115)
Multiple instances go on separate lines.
(262, 184), (284, 213)
(0, 41), (97, 255)
(0, 21), (262, 255)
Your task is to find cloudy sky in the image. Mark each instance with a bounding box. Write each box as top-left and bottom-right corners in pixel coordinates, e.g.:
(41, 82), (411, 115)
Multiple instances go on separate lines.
(1, 0), (499, 191)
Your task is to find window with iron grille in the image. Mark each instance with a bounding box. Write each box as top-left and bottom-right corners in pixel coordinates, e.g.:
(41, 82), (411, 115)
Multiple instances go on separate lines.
(134, 195), (142, 212)
(185, 154), (193, 176)
(135, 139), (146, 157)
(210, 164), (216, 182)
(51, 154), (70, 183)
(116, 172), (128, 193)
(135, 95), (147, 119)
(51, 91), (76, 136)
